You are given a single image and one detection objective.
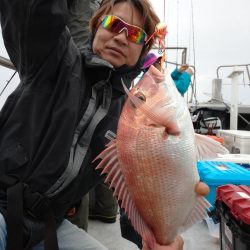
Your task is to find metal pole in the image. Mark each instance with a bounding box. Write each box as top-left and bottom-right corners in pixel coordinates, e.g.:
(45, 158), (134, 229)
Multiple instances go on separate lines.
(181, 48), (187, 65)
(228, 69), (244, 130)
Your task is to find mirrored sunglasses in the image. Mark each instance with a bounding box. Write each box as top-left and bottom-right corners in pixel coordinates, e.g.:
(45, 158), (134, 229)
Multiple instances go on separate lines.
(101, 15), (147, 45)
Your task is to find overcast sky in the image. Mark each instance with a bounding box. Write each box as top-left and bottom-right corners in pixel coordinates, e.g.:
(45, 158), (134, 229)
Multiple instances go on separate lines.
(0, 0), (250, 108)
(151, 0), (250, 104)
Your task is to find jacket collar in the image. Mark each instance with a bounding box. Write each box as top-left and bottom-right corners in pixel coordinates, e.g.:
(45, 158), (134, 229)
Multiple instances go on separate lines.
(82, 44), (143, 94)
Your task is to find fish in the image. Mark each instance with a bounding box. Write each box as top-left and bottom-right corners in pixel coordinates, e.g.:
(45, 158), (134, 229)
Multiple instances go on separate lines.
(95, 65), (229, 248)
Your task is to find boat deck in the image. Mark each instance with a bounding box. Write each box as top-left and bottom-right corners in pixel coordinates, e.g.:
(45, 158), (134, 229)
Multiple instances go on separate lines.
(88, 217), (220, 250)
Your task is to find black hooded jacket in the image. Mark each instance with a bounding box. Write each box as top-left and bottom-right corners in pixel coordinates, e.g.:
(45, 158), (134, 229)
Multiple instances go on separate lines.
(0, 0), (142, 229)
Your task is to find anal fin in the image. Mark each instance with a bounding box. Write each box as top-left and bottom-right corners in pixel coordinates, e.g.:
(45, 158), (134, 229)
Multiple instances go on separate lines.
(180, 197), (211, 233)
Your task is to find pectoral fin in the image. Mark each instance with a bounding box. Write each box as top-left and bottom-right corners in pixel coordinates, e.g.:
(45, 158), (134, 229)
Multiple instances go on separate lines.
(195, 133), (229, 160)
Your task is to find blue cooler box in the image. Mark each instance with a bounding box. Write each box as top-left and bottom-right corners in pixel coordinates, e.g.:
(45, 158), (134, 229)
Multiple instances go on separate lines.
(197, 161), (250, 209)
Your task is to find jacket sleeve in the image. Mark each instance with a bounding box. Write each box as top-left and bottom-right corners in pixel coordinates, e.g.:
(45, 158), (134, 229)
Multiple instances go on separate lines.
(67, 0), (94, 50)
(172, 71), (191, 96)
(0, 0), (68, 78)
(170, 68), (182, 80)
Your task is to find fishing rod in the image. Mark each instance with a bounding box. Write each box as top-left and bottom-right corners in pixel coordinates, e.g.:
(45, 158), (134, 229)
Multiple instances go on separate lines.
(0, 56), (15, 70)
(0, 56), (16, 98)
(0, 71), (17, 97)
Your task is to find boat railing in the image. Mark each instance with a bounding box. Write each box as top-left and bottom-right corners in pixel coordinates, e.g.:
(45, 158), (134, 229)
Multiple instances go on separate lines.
(217, 64), (250, 84)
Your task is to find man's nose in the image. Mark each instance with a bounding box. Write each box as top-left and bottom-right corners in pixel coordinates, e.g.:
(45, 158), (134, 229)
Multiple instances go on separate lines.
(114, 27), (129, 44)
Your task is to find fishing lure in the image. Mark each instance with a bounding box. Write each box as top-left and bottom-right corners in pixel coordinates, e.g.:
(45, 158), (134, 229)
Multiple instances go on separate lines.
(146, 22), (167, 70)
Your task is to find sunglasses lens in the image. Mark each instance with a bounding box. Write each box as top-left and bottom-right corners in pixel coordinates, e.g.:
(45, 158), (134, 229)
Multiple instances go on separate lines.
(102, 16), (120, 32)
(101, 15), (146, 44)
(128, 27), (146, 44)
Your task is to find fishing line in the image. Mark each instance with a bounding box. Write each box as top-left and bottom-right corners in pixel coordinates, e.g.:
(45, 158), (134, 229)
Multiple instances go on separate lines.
(0, 71), (17, 98)
(190, 0), (196, 74)
(187, 4), (192, 64)
(176, 0), (179, 65)
(163, 0), (166, 22)
(189, 0), (197, 104)
(164, 0), (170, 47)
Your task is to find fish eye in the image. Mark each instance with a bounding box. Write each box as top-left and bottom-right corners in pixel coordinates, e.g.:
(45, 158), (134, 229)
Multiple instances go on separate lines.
(134, 91), (146, 102)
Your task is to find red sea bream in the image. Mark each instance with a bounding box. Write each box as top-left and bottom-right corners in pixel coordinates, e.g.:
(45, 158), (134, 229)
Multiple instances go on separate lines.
(95, 65), (228, 248)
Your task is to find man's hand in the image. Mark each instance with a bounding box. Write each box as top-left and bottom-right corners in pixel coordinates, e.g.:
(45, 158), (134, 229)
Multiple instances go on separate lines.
(195, 181), (209, 196)
(178, 64), (189, 73)
(142, 236), (184, 250)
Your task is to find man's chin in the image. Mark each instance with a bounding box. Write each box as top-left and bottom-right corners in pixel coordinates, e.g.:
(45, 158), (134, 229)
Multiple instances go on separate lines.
(101, 53), (124, 67)
(106, 58), (123, 68)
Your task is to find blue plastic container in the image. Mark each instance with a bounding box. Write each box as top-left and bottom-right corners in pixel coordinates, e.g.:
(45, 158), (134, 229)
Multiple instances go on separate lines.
(197, 161), (250, 209)
(240, 163), (250, 169)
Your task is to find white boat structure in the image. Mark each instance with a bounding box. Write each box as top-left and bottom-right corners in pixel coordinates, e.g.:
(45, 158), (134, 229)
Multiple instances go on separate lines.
(188, 63), (250, 133)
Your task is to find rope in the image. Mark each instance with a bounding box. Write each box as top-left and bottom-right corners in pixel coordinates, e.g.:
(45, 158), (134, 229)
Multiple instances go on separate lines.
(189, 0), (197, 104)
(163, 0), (166, 22)
(176, 0), (179, 65)
(188, 4), (192, 63)
(165, 0), (170, 45)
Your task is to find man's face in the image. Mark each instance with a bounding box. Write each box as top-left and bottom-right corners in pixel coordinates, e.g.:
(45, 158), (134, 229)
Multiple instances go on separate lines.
(92, 2), (145, 68)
